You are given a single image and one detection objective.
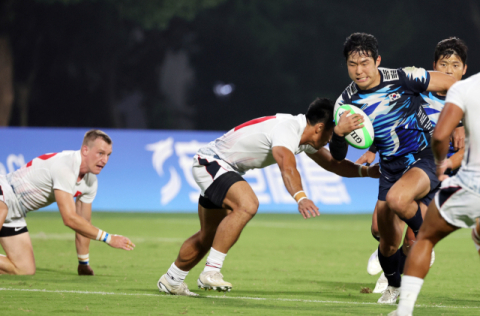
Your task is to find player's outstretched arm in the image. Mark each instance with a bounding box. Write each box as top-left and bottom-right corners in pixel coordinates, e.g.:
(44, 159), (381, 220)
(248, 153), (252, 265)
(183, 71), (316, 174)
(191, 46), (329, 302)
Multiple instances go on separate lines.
(307, 148), (380, 178)
(427, 71), (457, 94)
(55, 190), (135, 250)
(272, 146), (319, 219)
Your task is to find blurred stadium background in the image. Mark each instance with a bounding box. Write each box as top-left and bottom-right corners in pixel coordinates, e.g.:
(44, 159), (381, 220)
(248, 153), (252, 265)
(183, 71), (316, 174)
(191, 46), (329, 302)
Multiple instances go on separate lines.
(2, 0), (479, 214)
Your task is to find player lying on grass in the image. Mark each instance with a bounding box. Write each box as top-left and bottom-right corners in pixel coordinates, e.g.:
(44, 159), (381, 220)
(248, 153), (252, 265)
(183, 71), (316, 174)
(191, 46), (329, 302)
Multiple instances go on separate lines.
(359, 37), (469, 294)
(157, 97), (381, 296)
(391, 72), (480, 316)
(331, 33), (456, 304)
(0, 130), (135, 275)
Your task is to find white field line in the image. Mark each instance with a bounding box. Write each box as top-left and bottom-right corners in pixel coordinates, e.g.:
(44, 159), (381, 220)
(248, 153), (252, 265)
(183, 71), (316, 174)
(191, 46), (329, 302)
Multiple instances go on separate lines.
(0, 288), (478, 310)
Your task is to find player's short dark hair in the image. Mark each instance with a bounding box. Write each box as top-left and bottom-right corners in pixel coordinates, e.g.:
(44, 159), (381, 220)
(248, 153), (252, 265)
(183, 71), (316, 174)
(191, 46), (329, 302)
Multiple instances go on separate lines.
(82, 129), (112, 147)
(306, 98), (334, 129)
(343, 33), (379, 61)
(434, 37), (468, 65)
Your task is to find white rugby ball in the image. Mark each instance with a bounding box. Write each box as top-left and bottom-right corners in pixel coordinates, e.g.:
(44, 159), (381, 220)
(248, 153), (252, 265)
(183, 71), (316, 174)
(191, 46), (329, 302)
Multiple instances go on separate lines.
(334, 104), (374, 149)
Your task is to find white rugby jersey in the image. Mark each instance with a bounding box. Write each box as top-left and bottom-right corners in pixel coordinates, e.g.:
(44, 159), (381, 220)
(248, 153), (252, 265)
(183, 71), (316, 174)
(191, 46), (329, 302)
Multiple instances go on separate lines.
(200, 114), (317, 174)
(7, 150), (98, 214)
(446, 72), (480, 193)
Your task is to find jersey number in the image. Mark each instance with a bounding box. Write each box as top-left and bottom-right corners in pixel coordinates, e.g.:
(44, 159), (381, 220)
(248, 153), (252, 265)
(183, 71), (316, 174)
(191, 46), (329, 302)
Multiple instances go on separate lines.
(26, 153), (58, 167)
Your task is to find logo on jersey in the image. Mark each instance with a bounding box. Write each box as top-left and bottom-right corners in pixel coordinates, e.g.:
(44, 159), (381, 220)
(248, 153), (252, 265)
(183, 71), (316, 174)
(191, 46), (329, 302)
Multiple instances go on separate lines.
(380, 68), (399, 82)
(388, 92), (401, 101)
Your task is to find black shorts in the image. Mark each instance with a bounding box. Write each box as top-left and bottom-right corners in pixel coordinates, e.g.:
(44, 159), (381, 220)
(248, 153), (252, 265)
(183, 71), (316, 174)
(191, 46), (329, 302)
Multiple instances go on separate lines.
(199, 172), (246, 209)
(0, 226), (28, 237)
(379, 149), (440, 206)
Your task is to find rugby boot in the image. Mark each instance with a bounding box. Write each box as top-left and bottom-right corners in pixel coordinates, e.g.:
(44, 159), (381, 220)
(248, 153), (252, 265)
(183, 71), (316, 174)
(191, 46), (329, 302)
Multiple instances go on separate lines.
(157, 274), (198, 296)
(377, 285), (400, 304)
(197, 271), (232, 292)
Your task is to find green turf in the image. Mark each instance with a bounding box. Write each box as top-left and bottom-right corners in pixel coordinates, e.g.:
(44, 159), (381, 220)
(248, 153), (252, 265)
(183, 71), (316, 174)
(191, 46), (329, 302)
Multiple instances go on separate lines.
(1, 212), (479, 315)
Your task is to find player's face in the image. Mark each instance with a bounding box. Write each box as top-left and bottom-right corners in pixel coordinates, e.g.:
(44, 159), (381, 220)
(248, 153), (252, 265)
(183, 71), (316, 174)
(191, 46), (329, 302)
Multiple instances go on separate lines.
(312, 123), (334, 149)
(433, 54), (467, 81)
(346, 52), (381, 90)
(83, 139), (113, 175)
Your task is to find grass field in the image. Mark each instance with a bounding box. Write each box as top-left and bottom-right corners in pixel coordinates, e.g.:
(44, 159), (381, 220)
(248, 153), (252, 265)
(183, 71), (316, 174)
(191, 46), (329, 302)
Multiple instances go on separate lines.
(1, 212), (479, 315)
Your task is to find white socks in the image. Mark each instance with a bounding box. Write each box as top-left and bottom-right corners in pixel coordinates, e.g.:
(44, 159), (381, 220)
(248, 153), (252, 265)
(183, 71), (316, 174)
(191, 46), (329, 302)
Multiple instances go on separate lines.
(397, 275), (424, 315)
(203, 248), (227, 273)
(166, 263), (189, 287)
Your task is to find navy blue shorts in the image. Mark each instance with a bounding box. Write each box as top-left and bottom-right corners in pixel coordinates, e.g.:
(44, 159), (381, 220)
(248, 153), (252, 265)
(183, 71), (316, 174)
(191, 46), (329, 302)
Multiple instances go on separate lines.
(378, 149), (440, 206)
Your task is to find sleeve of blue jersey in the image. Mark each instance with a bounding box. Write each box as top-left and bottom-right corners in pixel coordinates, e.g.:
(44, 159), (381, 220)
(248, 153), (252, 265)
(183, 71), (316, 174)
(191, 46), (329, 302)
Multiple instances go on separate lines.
(398, 67), (431, 94)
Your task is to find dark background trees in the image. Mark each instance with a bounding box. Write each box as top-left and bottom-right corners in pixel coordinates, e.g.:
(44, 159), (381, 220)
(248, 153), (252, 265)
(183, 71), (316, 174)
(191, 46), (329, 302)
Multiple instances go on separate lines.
(1, 0), (479, 130)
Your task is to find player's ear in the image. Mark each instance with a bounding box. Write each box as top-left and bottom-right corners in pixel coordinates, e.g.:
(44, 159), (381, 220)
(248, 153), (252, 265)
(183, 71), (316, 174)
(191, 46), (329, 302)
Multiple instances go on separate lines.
(433, 61), (436, 70)
(376, 55), (381, 67)
(463, 64), (467, 76)
(316, 122), (324, 134)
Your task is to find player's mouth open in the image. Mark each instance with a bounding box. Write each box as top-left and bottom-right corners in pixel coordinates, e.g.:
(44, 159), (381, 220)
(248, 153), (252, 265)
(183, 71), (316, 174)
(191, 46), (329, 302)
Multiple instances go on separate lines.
(357, 77), (368, 82)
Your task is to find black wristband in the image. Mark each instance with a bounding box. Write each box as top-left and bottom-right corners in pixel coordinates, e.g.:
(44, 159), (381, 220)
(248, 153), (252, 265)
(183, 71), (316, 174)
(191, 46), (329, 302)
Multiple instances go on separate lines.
(457, 121), (463, 128)
(368, 144), (378, 153)
(329, 132), (348, 161)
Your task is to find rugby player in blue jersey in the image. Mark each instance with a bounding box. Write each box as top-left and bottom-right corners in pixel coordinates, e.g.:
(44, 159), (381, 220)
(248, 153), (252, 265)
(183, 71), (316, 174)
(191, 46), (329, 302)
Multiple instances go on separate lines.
(361, 37), (469, 294)
(331, 33), (457, 303)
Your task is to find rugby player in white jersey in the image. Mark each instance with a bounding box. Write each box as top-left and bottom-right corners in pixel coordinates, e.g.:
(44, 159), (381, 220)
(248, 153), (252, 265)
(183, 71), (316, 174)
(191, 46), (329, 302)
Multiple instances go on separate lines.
(391, 72), (480, 316)
(157, 97), (381, 296)
(361, 37), (468, 293)
(0, 130), (135, 275)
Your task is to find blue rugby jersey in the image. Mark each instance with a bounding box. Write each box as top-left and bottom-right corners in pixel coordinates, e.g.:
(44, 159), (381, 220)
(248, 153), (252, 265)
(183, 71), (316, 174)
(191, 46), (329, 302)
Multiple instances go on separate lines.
(335, 67), (433, 160)
(420, 91), (456, 158)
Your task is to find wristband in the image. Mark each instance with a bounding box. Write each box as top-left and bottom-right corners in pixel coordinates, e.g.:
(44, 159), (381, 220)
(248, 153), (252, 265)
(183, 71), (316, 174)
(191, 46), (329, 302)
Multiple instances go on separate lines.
(96, 229), (112, 244)
(358, 165), (364, 177)
(293, 191), (307, 203)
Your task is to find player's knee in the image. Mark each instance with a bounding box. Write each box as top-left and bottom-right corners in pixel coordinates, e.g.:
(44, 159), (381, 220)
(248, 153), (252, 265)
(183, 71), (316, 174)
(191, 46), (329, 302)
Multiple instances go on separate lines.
(14, 266), (36, 275)
(239, 198), (259, 218)
(385, 194), (409, 217)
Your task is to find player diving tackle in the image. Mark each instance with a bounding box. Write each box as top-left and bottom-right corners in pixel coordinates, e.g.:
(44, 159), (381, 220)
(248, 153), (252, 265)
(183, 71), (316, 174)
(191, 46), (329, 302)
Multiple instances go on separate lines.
(0, 130), (135, 275)
(157, 97), (380, 296)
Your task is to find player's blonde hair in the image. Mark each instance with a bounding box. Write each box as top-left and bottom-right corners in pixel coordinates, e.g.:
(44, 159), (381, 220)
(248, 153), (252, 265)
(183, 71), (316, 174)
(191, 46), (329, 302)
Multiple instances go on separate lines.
(82, 129), (112, 147)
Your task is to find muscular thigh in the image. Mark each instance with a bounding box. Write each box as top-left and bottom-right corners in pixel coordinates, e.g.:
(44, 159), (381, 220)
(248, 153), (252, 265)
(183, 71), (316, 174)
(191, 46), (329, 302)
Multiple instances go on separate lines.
(388, 167), (431, 202)
(222, 181), (259, 212)
(0, 232), (35, 274)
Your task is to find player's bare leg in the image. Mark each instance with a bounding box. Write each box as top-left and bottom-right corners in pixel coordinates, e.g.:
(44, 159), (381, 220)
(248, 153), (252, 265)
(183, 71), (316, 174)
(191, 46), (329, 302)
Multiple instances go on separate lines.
(197, 181), (259, 292)
(174, 206), (229, 271)
(0, 233), (36, 275)
(376, 168), (431, 303)
(0, 201), (35, 275)
(394, 200), (457, 315)
(472, 219), (480, 255)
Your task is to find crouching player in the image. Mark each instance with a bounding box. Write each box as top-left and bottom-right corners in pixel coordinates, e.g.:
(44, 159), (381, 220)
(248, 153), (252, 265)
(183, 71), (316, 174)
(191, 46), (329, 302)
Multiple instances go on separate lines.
(0, 130), (135, 275)
(391, 72), (480, 316)
(157, 98), (380, 296)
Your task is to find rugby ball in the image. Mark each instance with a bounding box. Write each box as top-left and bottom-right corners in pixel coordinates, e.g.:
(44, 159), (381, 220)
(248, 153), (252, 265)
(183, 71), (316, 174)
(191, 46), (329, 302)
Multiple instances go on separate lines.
(334, 104), (374, 149)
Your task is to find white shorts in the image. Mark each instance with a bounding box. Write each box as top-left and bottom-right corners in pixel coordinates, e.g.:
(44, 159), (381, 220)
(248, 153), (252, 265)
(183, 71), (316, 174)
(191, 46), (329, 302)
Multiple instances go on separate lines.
(0, 175), (27, 228)
(192, 153), (245, 208)
(436, 176), (480, 229)
(192, 154), (238, 196)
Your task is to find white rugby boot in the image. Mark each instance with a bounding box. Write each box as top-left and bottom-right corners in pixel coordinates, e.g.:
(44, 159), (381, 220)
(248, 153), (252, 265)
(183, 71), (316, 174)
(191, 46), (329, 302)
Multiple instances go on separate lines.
(377, 285), (400, 304)
(157, 274), (199, 296)
(367, 249), (383, 275)
(373, 272), (388, 293)
(197, 271), (232, 292)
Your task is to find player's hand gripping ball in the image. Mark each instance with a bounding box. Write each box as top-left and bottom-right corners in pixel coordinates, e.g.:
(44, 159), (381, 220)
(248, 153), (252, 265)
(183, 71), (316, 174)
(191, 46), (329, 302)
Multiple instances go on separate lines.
(334, 104), (374, 149)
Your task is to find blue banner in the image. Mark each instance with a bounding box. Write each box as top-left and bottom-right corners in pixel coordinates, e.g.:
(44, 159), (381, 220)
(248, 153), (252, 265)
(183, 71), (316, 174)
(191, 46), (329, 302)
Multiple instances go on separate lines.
(0, 127), (379, 213)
